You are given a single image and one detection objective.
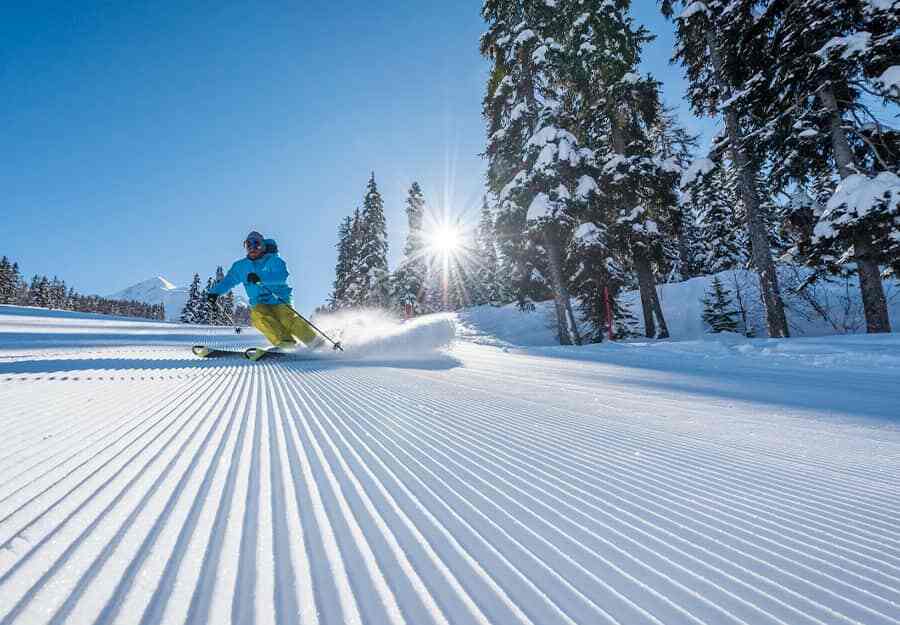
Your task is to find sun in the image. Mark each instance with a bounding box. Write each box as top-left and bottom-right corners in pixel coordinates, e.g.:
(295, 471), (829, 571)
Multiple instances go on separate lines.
(426, 225), (462, 255)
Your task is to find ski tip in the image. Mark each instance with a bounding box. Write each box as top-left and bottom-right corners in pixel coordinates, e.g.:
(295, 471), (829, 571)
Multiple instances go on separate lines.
(192, 345), (211, 357)
(244, 347), (267, 361)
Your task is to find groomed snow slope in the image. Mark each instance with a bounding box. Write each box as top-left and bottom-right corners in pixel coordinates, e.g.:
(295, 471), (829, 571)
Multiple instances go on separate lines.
(1, 306), (899, 625)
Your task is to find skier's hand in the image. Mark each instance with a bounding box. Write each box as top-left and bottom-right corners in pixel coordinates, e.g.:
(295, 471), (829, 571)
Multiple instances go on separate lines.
(247, 272), (261, 284)
(207, 293), (219, 305)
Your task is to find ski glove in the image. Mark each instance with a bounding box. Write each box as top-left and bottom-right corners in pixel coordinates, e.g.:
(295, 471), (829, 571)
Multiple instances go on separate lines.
(207, 293), (219, 304)
(246, 272), (261, 284)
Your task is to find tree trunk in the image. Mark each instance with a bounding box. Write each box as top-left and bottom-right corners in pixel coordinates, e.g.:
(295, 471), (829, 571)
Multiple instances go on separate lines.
(706, 29), (790, 339)
(634, 250), (669, 338)
(545, 231), (581, 345)
(819, 87), (856, 179)
(854, 230), (892, 333)
(820, 86), (892, 333)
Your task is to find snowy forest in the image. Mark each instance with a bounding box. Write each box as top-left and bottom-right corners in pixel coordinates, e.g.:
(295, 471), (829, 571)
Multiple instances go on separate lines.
(0, 255), (165, 320)
(179, 267), (252, 326)
(328, 174), (512, 315)
(330, 0), (899, 345)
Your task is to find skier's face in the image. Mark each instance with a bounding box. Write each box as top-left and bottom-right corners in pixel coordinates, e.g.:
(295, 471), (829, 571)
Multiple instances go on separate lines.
(245, 238), (265, 260)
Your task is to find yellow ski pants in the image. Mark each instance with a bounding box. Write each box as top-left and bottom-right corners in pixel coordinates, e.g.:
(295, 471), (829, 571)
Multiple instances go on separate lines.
(251, 304), (317, 347)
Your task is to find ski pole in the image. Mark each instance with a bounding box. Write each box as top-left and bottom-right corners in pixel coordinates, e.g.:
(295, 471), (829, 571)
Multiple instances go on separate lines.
(255, 282), (344, 351)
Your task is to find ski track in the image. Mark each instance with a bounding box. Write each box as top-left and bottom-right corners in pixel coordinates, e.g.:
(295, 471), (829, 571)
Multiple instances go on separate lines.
(0, 342), (898, 625)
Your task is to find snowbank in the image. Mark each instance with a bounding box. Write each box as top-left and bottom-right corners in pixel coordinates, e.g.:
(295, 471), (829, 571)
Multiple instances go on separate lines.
(457, 303), (559, 347)
(455, 269), (899, 349)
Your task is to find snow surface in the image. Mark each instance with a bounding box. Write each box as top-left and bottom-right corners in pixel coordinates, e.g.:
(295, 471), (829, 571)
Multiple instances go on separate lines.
(1, 302), (899, 625)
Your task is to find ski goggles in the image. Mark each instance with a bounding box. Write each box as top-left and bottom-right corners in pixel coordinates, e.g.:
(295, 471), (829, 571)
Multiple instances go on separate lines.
(244, 237), (264, 251)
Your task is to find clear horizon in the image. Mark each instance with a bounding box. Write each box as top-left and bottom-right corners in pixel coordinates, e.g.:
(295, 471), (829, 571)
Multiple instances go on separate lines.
(3, 2), (713, 314)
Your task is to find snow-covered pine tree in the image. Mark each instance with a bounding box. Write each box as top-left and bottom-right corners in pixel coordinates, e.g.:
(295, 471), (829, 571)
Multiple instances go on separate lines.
(329, 215), (354, 311)
(28, 275), (39, 307)
(661, 0), (790, 338)
(481, 0), (588, 343)
(0, 256), (12, 304)
(348, 207), (366, 308)
(197, 277), (215, 325)
(473, 196), (504, 306)
(678, 205), (703, 279)
(754, 0), (899, 333)
(571, 221), (635, 342)
(49, 277), (67, 309)
(221, 293), (234, 325)
(481, 0), (556, 316)
(181, 273), (202, 324)
(215, 264), (236, 326)
(683, 160), (748, 274)
(393, 182), (429, 314)
(29, 275), (51, 308)
(11, 263), (26, 305)
(357, 173), (390, 308)
(570, 1), (678, 339)
(701, 275), (739, 334)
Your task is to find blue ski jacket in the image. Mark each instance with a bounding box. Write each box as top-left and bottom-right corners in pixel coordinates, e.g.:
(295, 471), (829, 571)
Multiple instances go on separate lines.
(209, 239), (293, 307)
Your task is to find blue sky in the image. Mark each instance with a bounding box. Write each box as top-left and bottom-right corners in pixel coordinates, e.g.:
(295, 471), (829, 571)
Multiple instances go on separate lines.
(2, 2), (712, 315)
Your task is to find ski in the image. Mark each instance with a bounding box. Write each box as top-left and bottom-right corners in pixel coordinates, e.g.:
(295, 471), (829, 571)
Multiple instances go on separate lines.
(192, 345), (325, 362)
(192, 345), (249, 359)
(243, 346), (333, 361)
(244, 346), (294, 361)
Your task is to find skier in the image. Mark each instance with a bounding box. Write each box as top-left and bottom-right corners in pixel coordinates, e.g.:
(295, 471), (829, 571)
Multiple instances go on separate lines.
(207, 231), (325, 354)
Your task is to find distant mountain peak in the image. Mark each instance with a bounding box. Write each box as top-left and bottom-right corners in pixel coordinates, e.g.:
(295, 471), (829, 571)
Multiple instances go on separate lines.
(108, 275), (245, 321)
(156, 276), (176, 290)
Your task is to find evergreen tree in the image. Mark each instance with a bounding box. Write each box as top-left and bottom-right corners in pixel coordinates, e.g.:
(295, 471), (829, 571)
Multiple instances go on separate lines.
(649, 108), (699, 283)
(197, 277), (216, 325)
(481, 0), (591, 343)
(207, 266), (233, 325)
(751, 0), (899, 333)
(357, 173), (390, 308)
(473, 196), (503, 306)
(181, 273), (203, 324)
(481, 0), (559, 317)
(393, 182), (429, 314)
(684, 161), (748, 274)
(678, 204), (703, 279)
(344, 208), (364, 307)
(12, 263), (27, 305)
(569, 1), (679, 339)
(49, 277), (67, 309)
(661, 0), (791, 338)
(571, 222), (635, 342)
(217, 265), (236, 326)
(330, 215), (354, 310)
(0, 256), (12, 304)
(701, 276), (739, 334)
(29, 275), (51, 308)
